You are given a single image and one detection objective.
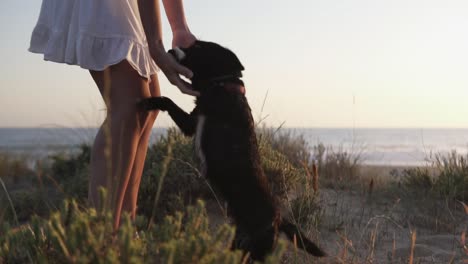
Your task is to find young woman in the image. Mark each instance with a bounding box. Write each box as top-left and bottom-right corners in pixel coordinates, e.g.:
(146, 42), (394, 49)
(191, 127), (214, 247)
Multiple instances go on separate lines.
(29, 0), (199, 229)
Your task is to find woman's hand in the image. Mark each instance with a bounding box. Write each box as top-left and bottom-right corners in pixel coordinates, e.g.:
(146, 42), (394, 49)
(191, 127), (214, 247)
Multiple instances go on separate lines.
(149, 41), (199, 96)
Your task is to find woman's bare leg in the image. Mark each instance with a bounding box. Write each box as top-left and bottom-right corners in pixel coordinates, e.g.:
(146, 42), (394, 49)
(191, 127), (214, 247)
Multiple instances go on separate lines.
(88, 68), (111, 210)
(121, 74), (161, 220)
(88, 60), (153, 229)
(88, 120), (109, 209)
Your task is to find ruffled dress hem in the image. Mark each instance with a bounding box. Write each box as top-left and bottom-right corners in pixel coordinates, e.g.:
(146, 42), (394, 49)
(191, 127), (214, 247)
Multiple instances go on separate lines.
(29, 23), (159, 78)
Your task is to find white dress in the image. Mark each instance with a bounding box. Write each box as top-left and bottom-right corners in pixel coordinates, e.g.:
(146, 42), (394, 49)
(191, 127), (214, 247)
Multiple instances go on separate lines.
(29, 0), (158, 78)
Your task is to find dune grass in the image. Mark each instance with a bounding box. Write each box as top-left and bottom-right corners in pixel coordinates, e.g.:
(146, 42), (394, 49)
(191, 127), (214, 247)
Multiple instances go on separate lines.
(1, 128), (467, 263)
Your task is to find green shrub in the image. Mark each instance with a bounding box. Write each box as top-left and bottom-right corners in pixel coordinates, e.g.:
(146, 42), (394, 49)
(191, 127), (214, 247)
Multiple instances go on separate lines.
(49, 144), (90, 181)
(4, 189), (50, 222)
(258, 128), (311, 167)
(139, 127), (309, 217)
(147, 200), (241, 263)
(5, 127), (315, 226)
(258, 129), (305, 200)
(138, 128), (209, 220)
(0, 152), (36, 185)
(1, 127), (306, 263)
(313, 143), (362, 188)
(259, 141), (302, 200)
(289, 191), (324, 231)
(0, 197), (285, 263)
(48, 144), (91, 201)
(432, 151), (468, 202)
(0, 145), (90, 225)
(402, 151), (468, 202)
(401, 167), (434, 191)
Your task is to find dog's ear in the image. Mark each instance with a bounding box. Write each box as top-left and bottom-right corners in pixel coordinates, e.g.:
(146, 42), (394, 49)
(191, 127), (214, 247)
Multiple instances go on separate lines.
(233, 58), (244, 71)
(168, 47), (186, 61)
(227, 51), (245, 72)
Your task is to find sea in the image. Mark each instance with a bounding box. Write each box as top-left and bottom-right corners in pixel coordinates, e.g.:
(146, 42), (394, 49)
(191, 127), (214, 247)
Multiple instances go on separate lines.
(1, 127), (468, 167)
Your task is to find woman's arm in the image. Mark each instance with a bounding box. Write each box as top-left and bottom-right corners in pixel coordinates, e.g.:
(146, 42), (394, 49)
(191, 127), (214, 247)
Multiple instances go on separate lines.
(162, 0), (196, 48)
(162, 0), (189, 33)
(138, 0), (163, 50)
(138, 0), (198, 96)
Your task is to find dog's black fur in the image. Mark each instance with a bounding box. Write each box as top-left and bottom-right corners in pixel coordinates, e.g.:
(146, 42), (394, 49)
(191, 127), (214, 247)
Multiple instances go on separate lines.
(139, 40), (326, 260)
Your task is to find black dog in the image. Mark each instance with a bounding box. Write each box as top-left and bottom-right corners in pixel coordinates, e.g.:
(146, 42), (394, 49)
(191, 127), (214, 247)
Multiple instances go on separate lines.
(139, 40), (326, 260)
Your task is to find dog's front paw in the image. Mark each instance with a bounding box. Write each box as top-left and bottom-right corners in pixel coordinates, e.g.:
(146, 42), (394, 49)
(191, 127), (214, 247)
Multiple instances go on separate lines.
(138, 97), (171, 111)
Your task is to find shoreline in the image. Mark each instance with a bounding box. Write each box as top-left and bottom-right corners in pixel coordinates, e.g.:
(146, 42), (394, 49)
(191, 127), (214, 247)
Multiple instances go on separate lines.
(1, 126), (465, 169)
(0, 147), (436, 170)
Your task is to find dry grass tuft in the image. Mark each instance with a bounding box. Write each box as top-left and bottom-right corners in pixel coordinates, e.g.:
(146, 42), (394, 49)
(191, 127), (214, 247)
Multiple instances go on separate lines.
(408, 229), (416, 264)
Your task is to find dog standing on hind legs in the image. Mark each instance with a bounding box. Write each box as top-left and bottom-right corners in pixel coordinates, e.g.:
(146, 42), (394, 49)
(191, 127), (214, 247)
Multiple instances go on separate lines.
(139, 40), (326, 261)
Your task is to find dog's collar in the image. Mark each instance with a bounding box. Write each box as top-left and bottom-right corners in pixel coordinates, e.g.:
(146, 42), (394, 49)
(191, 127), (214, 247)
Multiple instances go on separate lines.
(195, 72), (246, 95)
(208, 72), (243, 82)
(211, 77), (245, 95)
(221, 82), (246, 95)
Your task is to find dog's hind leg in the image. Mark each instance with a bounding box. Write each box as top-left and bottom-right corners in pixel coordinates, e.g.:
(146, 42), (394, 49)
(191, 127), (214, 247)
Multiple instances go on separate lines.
(232, 226), (276, 262)
(250, 230), (276, 261)
(280, 219), (326, 257)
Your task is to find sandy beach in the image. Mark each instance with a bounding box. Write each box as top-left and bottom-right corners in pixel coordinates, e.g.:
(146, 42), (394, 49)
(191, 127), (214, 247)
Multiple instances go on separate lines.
(201, 164), (468, 263)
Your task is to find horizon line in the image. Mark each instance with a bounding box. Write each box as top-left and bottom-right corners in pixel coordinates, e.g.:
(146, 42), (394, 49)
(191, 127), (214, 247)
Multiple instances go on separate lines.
(1, 126), (468, 130)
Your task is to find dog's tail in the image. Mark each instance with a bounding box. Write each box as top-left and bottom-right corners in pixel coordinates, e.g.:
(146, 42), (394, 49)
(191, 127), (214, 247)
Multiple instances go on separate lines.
(279, 219), (326, 257)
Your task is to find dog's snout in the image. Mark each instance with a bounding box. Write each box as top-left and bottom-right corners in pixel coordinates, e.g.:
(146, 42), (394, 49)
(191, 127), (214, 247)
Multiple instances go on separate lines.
(172, 47), (186, 61)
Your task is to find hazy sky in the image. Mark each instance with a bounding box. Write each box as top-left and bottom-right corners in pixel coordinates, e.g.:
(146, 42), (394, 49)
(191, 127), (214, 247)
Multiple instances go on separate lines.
(1, 0), (467, 128)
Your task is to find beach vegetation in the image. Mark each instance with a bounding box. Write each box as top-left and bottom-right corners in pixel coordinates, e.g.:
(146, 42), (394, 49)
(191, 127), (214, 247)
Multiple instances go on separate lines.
(1, 127), (467, 263)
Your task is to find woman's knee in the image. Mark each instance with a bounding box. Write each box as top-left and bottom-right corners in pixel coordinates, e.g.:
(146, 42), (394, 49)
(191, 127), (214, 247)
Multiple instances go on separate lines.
(138, 107), (159, 132)
(109, 106), (158, 132)
(149, 74), (161, 97)
(93, 60), (161, 132)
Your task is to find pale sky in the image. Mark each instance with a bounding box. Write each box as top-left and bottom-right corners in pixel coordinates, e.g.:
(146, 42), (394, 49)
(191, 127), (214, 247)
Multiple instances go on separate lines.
(1, 0), (467, 128)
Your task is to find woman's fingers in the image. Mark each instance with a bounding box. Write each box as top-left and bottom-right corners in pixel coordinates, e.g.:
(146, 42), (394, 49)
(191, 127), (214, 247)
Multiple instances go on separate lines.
(161, 57), (198, 96)
(162, 71), (197, 96)
(172, 78), (199, 96)
(151, 44), (198, 96)
(174, 63), (193, 79)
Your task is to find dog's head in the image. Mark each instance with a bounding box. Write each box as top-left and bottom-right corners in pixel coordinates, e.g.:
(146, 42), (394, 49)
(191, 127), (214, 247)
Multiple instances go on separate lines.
(169, 40), (245, 92)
